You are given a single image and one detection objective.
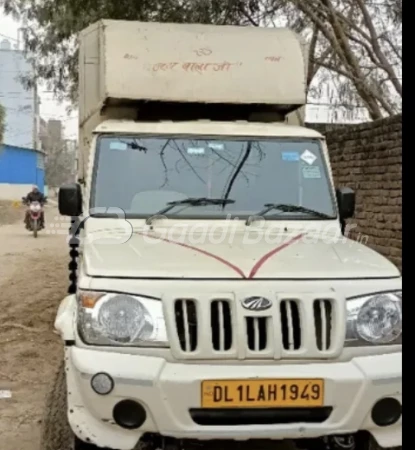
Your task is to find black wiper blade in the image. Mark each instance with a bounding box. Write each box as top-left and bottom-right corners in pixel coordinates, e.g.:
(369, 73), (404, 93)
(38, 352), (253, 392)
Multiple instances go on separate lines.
(246, 203), (332, 225)
(146, 197), (235, 225)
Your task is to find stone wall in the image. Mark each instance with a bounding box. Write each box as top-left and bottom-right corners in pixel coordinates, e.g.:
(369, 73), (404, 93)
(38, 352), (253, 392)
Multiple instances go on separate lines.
(309, 114), (402, 271)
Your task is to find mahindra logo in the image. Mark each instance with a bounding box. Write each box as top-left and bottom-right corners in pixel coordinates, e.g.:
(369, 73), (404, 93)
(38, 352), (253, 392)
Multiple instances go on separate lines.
(241, 296), (272, 311)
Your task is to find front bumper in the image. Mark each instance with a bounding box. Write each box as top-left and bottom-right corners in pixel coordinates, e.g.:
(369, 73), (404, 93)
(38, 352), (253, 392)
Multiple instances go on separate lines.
(65, 347), (402, 450)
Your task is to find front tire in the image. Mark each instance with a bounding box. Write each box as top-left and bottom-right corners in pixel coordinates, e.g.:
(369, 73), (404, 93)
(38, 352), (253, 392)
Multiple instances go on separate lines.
(39, 362), (104, 450)
(33, 219), (38, 238)
(366, 435), (401, 450)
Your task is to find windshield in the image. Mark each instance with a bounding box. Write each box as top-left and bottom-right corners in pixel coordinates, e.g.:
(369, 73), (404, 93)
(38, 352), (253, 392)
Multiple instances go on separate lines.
(91, 135), (336, 219)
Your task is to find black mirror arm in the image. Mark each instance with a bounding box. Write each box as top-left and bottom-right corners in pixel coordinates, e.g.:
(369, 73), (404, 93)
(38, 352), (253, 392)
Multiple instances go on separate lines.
(340, 217), (346, 235)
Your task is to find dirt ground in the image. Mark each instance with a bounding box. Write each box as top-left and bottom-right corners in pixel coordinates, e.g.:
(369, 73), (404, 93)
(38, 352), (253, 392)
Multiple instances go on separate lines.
(0, 200), (25, 226)
(0, 203), (68, 450)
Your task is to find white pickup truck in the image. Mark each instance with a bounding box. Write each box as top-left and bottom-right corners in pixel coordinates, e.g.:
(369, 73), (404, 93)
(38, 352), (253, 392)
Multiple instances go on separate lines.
(42, 20), (402, 450)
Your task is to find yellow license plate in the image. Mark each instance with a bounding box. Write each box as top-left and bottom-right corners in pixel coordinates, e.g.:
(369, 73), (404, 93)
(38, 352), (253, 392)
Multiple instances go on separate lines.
(201, 379), (324, 408)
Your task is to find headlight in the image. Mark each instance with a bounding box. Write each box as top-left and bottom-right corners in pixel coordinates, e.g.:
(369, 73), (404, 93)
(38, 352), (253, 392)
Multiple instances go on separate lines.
(77, 291), (168, 347)
(345, 291), (402, 346)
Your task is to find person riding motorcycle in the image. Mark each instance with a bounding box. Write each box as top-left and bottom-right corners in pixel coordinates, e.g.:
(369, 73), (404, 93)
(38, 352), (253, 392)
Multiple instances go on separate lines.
(23, 185), (46, 228)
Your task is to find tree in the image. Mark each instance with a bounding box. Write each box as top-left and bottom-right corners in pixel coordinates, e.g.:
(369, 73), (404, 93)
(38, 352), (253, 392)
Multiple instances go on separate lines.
(2, 0), (402, 120)
(255, 0), (402, 120)
(45, 141), (77, 187)
(0, 103), (5, 143)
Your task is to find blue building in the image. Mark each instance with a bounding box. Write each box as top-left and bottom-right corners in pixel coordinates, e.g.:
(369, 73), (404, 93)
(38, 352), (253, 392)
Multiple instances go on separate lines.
(0, 144), (45, 200)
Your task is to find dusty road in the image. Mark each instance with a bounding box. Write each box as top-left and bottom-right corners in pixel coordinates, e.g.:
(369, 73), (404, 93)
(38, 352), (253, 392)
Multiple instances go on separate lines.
(0, 204), (68, 450)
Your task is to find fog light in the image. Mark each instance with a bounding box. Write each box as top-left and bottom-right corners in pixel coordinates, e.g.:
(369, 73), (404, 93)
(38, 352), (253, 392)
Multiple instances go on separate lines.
(371, 398), (402, 427)
(91, 373), (114, 395)
(113, 400), (147, 430)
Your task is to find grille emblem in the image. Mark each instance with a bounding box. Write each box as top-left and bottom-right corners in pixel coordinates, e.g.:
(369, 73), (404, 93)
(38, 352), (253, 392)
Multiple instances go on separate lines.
(241, 296), (272, 311)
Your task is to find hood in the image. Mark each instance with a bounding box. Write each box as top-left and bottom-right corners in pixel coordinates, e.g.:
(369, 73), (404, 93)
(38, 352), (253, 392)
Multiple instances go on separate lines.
(82, 221), (400, 280)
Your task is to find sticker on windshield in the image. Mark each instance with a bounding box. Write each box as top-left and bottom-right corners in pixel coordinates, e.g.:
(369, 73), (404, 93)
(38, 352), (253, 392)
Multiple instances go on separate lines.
(187, 147), (205, 155)
(208, 142), (224, 150)
(282, 151), (300, 161)
(301, 149), (317, 165)
(109, 141), (128, 151)
(302, 166), (321, 179)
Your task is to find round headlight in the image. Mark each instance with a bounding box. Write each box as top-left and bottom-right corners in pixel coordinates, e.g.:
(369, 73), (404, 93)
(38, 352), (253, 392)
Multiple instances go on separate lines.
(96, 294), (154, 343)
(356, 294), (402, 344)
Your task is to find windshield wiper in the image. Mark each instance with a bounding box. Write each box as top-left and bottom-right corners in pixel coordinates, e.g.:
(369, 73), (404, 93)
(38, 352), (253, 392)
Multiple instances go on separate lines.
(246, 203), (333, 225)
(146, 197), (235, 225)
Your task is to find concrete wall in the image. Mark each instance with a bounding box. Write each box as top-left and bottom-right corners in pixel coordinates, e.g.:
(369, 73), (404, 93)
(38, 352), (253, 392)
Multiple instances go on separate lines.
(0, 183), (35, 200)
(309, 114), (402, 271)
(0, 144), (45, 200)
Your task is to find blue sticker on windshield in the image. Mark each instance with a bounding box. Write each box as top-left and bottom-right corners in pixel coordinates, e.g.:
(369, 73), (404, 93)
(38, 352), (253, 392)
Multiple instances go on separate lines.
(282, 151), (300, 161)
(110, 142), (128, 151)
(302, 166), (321, 179)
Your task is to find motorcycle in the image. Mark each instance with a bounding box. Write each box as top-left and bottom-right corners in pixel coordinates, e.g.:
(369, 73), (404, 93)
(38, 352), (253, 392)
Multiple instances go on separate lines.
(22, 197), (47, 238)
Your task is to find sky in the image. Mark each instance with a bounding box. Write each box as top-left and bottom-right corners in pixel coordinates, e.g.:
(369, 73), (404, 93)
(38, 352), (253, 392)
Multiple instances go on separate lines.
(0, 13), (78, 140)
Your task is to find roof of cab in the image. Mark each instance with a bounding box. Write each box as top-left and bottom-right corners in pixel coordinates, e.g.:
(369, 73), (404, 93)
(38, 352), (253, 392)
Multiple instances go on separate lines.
(94, 120), (323, 139)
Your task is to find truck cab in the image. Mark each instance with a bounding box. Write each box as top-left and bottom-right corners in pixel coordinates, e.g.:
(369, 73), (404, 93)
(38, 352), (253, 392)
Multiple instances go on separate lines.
(44, 20), (402, 450)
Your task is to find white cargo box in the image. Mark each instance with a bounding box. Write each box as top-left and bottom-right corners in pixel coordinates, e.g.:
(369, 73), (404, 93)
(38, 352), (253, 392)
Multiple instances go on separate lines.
(79, 20), (307, 124)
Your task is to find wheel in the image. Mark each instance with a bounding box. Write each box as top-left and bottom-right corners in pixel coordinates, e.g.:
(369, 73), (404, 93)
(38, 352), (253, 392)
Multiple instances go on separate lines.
(33, 219), (38, 238)
(39, 361), (74, 450)
(367, 436), (401, 450)
(358, 433), (401, 450)
(296, 434), (401, 450)
(39, 361), (107, 450)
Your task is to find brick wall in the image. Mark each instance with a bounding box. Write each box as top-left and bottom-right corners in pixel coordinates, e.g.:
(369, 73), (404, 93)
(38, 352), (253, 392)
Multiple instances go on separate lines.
(308, 114), (402, 271)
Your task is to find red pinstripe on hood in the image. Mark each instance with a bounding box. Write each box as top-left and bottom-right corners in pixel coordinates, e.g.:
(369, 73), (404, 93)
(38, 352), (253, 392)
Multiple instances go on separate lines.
(135, 231), (304, 279)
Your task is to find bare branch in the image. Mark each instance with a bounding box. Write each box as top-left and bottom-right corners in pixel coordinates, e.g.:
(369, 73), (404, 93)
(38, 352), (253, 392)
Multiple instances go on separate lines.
(354, 0), (402, 96)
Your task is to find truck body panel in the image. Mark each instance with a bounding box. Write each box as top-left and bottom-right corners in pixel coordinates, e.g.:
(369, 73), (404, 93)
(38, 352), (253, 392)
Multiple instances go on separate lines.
(78, 20), (308, 179)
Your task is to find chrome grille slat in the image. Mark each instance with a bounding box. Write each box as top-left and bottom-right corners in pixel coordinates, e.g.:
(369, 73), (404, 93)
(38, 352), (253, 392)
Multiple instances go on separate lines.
(246, 317), (268, 352)
(218, 301), (225, 351)
(211, 300), (233, 352)
(182, 300), (191, 352)
(253, 317), (260, 352)
(286, 300), (295, 350)
(320, 300), (328, 350)
(174, 299), (198, 353)
(280, 300), (301, 351)
(314, 299), (333, 352)
(286, 302), (294, 350)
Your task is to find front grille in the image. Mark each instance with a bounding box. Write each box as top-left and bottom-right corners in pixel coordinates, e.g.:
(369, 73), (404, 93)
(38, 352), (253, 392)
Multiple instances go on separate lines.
(280, 300), (302, 350)
(246, 317), (268, 351)
(314, 299), (333, 351)
(174, 299), (198, 352)
(170, 294), (342, 360)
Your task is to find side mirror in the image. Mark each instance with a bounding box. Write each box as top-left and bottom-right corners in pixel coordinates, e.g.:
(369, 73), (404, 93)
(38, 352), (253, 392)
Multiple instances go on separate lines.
(336, 187), (355, 220)
(59, 183), (83, 217)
